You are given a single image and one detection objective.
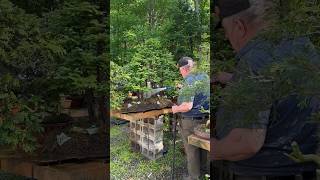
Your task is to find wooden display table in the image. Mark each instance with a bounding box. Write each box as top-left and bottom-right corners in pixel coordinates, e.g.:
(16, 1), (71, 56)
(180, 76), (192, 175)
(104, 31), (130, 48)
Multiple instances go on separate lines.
(188, 134), (210, 151)
(111, 108), (172, 121)
(62, 108), (88, 118)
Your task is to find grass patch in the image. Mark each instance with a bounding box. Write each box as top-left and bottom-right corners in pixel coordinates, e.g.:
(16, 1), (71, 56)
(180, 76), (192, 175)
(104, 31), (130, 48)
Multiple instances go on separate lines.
(110, 124), (187, 180)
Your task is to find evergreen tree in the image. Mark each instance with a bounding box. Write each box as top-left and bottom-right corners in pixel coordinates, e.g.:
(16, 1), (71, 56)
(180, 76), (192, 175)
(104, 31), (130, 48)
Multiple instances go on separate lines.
(0, 0), (62, 152)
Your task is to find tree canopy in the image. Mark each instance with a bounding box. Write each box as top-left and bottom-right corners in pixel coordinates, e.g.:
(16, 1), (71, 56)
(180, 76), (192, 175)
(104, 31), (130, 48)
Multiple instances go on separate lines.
(0, 0), (108, 152)
(110, 0), (210, 110)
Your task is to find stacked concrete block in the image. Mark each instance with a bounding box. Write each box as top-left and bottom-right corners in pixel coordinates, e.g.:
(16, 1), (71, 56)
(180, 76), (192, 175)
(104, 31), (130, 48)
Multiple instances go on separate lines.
(129, 115), (164, 160)
(129, 120), (141, 152)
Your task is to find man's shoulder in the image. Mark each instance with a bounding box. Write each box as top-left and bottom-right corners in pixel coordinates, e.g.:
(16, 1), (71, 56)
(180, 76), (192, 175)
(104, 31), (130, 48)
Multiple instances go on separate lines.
(237, 37), (320, 73)
(185, 72), (205, 83)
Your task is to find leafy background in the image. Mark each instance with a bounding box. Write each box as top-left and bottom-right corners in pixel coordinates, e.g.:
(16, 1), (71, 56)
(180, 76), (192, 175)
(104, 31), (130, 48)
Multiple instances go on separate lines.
(0, 0), (108, 153)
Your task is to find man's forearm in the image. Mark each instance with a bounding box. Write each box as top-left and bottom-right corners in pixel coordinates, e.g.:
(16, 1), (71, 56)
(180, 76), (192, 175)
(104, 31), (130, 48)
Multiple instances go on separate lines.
(211, 129), (265, 161)
(174, 105), (190, 113)
(214, 72), (233, 84)
(172, 102), (193, 113)
(211, 138), (254, 161)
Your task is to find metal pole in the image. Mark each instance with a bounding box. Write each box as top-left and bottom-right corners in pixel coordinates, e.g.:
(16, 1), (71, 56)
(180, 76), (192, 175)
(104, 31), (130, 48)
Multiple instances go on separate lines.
(171, 114), (178, 180)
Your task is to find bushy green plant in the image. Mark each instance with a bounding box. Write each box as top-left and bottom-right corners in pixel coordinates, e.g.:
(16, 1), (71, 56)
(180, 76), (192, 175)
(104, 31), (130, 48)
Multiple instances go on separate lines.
(0, 0), (61, 153)
(110, 0), (210, 109)
(0, 74), (43, 153)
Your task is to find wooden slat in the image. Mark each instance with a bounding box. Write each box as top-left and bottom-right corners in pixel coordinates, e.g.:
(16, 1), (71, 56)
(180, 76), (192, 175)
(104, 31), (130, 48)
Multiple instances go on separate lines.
(33, 161), (106, 180)
(0, 159), (107, 180)
(188, 134), (210, 151)
(0, 159), (34, 177)
(62, 108), (88, 118)
(111, 108), (172, 121)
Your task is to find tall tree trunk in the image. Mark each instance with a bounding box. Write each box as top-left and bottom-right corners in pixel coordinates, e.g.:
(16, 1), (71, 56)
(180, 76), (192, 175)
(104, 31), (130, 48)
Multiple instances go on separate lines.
(87, 89), (96, 122)
(193, 0), (201, 23)
(279, 0), (290, 19)
(193, 0), (202, 58)
(95, 0), (108, 129)
(189, 35), (194, 53)
(148, 0), (156, 29)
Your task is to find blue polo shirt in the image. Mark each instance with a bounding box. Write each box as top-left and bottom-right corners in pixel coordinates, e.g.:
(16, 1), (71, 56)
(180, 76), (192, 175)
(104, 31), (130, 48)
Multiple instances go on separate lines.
(178, 72), (210, 118)
(215, 37), (320, 176)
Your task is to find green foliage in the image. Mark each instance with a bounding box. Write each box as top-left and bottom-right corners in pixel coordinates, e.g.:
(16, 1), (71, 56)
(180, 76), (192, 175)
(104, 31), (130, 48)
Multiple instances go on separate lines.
(110, 61), (129, 110)
(0, 74), (43, 153)
(0, 0), (60, 152)
(219, 52), (320, 125)
(266, 0), (320, 44)
(43, 0), (107, 95)
(110, 0), (210, 110)
(0, 0), (108, 152)
(9, 0), (62, 15)
(285, 141), (320, 167)
(126, 38), (176, 91)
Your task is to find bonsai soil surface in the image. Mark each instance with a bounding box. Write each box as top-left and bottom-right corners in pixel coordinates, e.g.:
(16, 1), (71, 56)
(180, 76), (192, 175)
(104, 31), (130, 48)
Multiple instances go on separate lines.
(121, 97), (173, 113)
(33, 118), (107, 164)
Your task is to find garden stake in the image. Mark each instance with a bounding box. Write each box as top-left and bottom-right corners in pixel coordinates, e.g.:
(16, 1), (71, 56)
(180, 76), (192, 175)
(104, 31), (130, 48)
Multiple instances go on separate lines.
(171, 114), (178, 180)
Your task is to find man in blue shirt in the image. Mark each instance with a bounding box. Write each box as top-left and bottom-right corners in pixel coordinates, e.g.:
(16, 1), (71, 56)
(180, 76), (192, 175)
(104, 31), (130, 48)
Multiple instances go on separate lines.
(172, 56), (210, 180)
(212, 0), (320, 180)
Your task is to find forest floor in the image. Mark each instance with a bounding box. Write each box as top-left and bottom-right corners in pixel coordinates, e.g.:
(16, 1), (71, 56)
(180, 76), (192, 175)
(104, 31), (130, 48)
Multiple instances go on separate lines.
(35, 118), (107, 163)
(110, 123), (187, 180)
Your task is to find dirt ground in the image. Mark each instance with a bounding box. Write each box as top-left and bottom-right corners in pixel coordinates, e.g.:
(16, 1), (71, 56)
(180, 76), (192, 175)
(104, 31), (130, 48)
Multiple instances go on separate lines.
(34, 117), (107, 164)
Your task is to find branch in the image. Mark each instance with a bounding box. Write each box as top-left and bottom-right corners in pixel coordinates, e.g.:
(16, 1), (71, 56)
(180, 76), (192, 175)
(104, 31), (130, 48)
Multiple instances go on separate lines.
(284, 141), (320, 167)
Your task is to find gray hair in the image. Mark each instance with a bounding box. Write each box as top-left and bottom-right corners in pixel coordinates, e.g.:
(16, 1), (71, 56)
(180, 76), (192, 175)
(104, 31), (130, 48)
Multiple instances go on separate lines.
(181, 60), (194, 71)
(231, 0), (274, 26)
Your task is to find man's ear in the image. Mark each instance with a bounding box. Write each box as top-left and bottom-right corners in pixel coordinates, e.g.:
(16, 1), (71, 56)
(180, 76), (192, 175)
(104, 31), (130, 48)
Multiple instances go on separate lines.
(182, 66), (187, 72)
(234, 18), (247, 39)
(214, 6), (220, 17)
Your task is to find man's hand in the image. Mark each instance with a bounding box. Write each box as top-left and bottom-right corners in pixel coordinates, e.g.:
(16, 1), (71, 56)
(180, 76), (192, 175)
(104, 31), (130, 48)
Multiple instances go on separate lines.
(206, 120), (210, 128)
(172, 105), (178, 114)
(213, 72), (233, 84)
(171, 102), (193, 114)
(176, 83), (183, 89)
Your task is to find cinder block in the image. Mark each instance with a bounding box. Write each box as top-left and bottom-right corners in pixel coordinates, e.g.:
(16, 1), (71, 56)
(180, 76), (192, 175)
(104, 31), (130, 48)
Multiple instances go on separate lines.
(133, 117), (164, 160)
(146, 117), (163, 130)
(141, 144), (163, 160)
(131, 141), (141, 152)
(130, 121), (136, 130)
(147, 129), (163, 143)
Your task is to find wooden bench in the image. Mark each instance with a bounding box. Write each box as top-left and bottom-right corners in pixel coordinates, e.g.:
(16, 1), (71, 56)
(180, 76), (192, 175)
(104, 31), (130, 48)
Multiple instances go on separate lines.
(188, 134), (210, 151)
